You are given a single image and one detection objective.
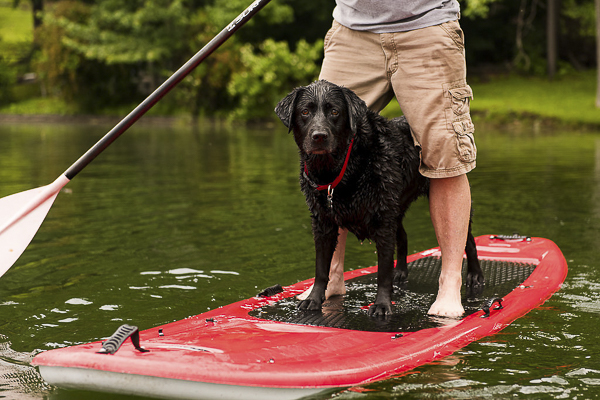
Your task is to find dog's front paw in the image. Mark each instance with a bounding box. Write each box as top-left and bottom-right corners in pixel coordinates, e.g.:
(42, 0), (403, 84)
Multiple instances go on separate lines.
(368, 301), (393, 317)
(393, 268), (408, 284)
(298, 295), (324, 311)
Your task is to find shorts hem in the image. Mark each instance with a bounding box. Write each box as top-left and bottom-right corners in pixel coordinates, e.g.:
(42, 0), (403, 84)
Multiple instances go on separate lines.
(420, 161), (476, 179)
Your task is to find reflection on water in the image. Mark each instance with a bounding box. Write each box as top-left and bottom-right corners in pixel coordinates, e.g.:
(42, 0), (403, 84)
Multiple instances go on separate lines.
(0, 334), (48, 399)
(1, 121), (600, 399)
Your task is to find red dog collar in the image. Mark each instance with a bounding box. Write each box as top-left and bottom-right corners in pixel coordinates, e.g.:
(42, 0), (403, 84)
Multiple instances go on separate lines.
(303, 138), (355, 191)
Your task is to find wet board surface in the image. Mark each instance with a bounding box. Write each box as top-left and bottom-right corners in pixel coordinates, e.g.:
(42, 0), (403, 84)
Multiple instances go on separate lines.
(32, 235), (567, 400)
(250, 256), (537, 333)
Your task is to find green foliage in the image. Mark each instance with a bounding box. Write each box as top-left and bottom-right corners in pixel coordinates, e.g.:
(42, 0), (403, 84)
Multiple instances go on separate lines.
(28, 0), (315, 118)
(0, 55), (17, 105)
(460, 0), (499, 18)
(562, 0), (596, 37)
(460, 0), (596, 77)
(166, 0), (309, 120)
(204, 0), (294, 32)
(55, 0), (190, 64)
(34, 1), (92, 106)
(1, 0), (598, 120)
(228, 38), (323, 121)
(34, 0), (195, 112)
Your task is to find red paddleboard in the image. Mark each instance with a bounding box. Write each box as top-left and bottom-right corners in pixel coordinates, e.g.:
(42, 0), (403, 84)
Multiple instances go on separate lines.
(32, 235), (567, 400)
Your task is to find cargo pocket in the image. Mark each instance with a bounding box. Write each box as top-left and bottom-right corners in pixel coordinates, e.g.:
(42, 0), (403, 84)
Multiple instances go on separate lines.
(444, 82), (476, 163)
(449, 85), (473, 115)
(453, 116), (477, 163)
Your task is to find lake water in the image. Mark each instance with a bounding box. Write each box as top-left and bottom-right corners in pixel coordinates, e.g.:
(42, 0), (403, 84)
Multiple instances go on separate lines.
(1, 119), (599, 399)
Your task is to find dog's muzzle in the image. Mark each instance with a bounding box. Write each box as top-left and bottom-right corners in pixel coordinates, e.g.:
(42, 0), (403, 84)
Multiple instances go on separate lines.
(311, 131), (328, 143)
(308, 131), (331, 154)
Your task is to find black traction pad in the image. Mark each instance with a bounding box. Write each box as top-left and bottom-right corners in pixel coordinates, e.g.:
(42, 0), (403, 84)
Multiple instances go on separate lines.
(249, 257), (536, 333)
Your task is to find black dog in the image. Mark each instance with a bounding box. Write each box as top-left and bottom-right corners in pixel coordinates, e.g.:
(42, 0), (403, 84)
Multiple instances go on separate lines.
(275, 80), (483, 317)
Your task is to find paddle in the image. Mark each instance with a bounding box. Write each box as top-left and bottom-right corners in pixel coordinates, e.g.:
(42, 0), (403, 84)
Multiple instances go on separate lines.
(0, 0), (271, 278)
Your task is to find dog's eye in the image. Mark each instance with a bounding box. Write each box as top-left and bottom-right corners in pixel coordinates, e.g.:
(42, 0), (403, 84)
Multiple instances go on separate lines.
(331, 109), (339, 116)
(301, 109), (309, 116)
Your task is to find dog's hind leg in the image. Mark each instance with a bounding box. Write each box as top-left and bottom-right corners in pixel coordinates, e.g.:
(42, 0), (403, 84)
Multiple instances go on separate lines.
(394, 222), (409, 285)
(369, 233), (396, 317)
(465, 209), (484, 288)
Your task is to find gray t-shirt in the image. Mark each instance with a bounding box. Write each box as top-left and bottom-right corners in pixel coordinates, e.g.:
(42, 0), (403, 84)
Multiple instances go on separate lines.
(332, 0), (461, 33)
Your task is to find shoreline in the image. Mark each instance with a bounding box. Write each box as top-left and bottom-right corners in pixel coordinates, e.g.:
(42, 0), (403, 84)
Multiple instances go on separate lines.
(0, 113), (183, 126)
(1, 111), (599, 132)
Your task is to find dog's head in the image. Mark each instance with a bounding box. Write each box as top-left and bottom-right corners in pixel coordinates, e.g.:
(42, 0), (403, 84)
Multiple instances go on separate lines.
(275, 80), (367, 156)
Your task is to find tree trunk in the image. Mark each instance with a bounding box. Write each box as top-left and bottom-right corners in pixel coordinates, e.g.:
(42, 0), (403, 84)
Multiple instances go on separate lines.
(31, 0), (44, 48)
(596, 0), (600, 108)
(31, 0), (43, 29)
(547, 0), (558, 80)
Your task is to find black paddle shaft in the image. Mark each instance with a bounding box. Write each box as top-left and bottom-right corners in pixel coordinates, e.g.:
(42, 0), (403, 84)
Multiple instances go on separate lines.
(64, 0), (271, 180)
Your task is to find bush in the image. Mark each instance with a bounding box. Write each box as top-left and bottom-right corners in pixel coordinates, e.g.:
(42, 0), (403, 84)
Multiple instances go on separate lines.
(228, 38), (323, 121)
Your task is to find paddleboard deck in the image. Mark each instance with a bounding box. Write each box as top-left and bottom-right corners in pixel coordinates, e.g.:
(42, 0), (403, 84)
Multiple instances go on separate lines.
(32, 235), (567, 400)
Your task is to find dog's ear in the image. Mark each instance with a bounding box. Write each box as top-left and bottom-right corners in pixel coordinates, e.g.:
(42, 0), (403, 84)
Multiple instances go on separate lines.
(275, 87), (304, 132)
(340, 86), (368, 135)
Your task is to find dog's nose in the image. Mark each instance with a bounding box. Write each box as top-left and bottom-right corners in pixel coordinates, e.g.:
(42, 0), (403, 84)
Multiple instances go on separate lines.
(311, 131), (328, 143)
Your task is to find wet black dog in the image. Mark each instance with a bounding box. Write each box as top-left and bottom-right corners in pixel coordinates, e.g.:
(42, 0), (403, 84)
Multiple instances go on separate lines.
(275, 80), (483, 317)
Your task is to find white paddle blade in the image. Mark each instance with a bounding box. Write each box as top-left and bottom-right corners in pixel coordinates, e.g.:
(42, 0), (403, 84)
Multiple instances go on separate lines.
(0, 175), (70, 277)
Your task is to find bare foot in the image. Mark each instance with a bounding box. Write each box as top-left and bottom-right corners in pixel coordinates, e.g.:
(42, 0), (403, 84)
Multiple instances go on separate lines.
(296, 273), (346, 300)
(296, 286), (312, 301)
(325, 269), (346, 297)
(428, 272), (464, 318)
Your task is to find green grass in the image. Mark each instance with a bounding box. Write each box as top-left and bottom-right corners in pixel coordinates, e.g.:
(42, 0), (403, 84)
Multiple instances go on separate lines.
(0, 2), (33, 61)
(470, 71), (599, 127)
(0, 3), (33, 43)
(382, 70), (600, 128)
(0, 97), (78, 115)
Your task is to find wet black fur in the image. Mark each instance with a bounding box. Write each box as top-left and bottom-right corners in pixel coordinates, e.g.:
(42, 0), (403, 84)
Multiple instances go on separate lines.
(275, 80), (483, 317)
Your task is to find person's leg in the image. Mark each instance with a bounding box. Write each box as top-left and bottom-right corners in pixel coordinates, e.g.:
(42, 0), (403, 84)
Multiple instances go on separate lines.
(325, 228), (347, 297)
(428, 174), (471, 317)
(389, 20), (476, 316)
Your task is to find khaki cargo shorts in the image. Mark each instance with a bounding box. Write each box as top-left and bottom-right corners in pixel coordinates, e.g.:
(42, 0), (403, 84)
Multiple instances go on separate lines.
(319, 20), (476, 178)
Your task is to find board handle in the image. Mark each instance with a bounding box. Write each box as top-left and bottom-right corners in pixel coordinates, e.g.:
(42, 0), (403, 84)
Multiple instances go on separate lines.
(490, 234), (532, 242)
(480, 297), (504, 318)
(97, 324), (149, 354)
(257, 284), (284, 297)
